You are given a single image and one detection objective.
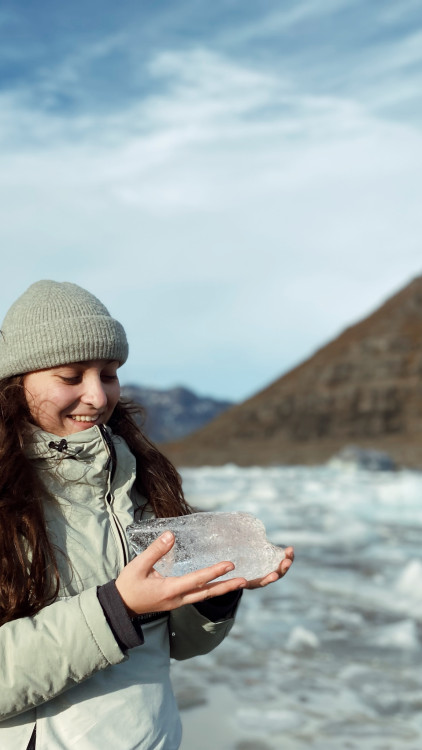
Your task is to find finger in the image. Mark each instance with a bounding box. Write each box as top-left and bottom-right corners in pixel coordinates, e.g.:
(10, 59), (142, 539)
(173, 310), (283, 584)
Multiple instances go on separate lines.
(245, 571), (279, 589)
(182, 576), (247, 604)
(136, 531), (175, 572)
(280, 558), (293, 576)
(171, 560), (237, 594)
(284, 546), (294, 561)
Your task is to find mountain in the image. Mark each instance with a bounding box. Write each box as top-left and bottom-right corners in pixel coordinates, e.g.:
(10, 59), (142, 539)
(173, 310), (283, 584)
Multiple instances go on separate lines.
(162, 276), (422, 468)
(120, 384), (233, 443)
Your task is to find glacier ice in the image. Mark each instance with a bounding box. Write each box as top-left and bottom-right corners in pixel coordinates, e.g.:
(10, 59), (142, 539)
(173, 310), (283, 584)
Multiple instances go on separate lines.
(126, 511), (285, 580)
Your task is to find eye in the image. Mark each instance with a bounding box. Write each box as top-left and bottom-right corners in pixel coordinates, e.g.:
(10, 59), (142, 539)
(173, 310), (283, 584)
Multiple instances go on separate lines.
(55, 368), (82, 384)
(101, 373), (119, 382)
(59, 376), (81, 384)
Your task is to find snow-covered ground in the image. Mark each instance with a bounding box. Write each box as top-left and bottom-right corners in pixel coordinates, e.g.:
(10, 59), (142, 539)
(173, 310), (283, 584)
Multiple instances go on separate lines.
(172, 465), (422, 750)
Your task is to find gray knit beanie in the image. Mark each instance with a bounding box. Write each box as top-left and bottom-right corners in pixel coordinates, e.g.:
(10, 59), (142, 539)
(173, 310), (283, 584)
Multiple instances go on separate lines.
(0, 280), (129, 378)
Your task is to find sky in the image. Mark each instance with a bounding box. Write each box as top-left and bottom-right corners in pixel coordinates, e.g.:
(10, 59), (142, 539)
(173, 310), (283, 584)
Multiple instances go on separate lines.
(1, 0), (422, 401)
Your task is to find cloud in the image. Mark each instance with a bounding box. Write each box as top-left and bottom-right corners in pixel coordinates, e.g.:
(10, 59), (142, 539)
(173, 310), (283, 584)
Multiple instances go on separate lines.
(1, 14), (422, 398)
(221, 0), (358, 44)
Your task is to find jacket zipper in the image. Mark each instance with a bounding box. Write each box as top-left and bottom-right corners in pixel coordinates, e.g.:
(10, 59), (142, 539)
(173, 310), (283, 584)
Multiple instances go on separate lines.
(99, 425), (129, 567)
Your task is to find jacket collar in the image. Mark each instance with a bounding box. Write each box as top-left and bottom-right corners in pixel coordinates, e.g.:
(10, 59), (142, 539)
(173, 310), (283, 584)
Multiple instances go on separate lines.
(25, 423), (112, 461)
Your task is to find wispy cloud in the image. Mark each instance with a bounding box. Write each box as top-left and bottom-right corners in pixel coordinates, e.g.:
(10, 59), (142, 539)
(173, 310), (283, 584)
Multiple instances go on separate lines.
(221, 0), (358, 44)
(1, 46), (421, 277)
(1, 2), (422, 397)
(354, 28), (422, 80)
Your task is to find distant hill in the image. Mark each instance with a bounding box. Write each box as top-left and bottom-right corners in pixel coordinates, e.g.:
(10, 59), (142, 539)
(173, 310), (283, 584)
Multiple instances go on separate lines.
(121, 384), (233, 443)
(163, 275), (422, 468)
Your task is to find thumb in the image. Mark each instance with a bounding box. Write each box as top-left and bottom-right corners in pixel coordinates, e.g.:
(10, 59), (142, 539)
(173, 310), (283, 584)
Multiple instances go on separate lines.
(136, 531), (175, 572)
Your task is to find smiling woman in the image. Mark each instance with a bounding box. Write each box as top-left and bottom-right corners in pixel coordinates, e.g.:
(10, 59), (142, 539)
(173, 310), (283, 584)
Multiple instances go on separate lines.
(0, 280), (290, 750)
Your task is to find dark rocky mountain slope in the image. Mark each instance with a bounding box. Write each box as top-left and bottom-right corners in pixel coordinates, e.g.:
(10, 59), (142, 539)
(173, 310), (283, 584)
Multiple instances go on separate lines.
(163, 276), (422, 467)
(121, 385), (233, 443)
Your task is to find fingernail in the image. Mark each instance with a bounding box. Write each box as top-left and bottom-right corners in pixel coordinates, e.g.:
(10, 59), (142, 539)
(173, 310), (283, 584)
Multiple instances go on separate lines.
(224, 564), (234, 573)
(161, 531), (173, 543)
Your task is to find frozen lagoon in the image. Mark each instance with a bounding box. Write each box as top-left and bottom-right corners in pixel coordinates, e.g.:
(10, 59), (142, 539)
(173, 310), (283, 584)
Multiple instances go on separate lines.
(172, 464), (422, 750)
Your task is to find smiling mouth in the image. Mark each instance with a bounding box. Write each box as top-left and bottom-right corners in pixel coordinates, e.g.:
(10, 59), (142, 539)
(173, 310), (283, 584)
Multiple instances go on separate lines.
(69, 415), (101, 423)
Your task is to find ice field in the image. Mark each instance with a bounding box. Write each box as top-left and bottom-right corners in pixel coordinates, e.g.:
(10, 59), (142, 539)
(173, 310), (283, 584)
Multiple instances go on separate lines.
(172, 464), (422, 750)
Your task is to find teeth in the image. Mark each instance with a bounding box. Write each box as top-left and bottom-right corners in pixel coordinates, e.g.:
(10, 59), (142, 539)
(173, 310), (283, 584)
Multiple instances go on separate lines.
(70, 416), (98, 422)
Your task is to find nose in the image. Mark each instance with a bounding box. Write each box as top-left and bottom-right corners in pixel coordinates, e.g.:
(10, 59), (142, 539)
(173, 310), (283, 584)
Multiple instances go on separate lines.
(80, 373), (108, 410)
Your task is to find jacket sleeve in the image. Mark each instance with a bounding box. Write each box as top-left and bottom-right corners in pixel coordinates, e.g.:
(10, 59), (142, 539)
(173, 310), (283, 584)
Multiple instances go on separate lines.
(0, 587), (126, 721)
(168, 597), (241, 661)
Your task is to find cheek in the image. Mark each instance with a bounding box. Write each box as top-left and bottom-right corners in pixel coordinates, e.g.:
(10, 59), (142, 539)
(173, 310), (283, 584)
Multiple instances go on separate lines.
(27, 386), (74, 418)
(23, 388), (54, 428)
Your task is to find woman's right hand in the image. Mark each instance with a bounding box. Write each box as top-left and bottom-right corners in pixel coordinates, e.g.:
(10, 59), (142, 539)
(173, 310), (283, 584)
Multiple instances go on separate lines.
(115, 531), (247, 616)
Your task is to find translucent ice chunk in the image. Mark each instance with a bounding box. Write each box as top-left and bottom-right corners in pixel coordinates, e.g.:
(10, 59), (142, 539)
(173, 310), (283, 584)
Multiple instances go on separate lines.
(126, 511), (285, 581)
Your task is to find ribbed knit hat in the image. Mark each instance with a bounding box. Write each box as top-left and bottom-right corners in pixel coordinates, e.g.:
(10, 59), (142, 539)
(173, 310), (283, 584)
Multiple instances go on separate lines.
(0, 280), (129, 378)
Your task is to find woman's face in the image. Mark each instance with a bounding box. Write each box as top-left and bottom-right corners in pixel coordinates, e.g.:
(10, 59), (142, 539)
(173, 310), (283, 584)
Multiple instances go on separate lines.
(23, 359), (121, 437)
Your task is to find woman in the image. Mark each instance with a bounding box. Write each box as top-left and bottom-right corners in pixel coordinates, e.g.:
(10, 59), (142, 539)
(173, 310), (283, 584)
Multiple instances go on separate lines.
(0, 280), (294, 750)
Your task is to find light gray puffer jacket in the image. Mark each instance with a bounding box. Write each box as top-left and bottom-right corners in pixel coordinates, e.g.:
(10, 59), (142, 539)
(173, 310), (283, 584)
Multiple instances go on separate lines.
(0, 425), (238, 749)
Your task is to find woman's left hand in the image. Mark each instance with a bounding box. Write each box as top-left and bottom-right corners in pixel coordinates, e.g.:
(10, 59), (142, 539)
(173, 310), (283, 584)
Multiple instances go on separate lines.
(243, 546), (294, 589)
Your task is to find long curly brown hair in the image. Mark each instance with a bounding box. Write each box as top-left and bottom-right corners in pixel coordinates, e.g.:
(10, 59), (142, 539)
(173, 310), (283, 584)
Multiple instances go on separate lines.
(0, 376), (191, 626)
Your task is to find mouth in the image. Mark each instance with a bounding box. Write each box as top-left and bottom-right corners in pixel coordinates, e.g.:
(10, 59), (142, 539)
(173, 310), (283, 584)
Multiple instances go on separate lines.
(68, 415), (102, 423)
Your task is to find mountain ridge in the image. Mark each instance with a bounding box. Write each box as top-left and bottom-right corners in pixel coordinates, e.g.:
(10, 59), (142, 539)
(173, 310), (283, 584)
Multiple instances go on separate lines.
(162, 275), (422, 467)
(121, 384), (233, 443)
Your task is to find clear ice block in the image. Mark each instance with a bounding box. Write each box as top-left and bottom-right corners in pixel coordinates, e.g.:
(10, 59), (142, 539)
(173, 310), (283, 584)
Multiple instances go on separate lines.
(126, 511), (285, 581)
